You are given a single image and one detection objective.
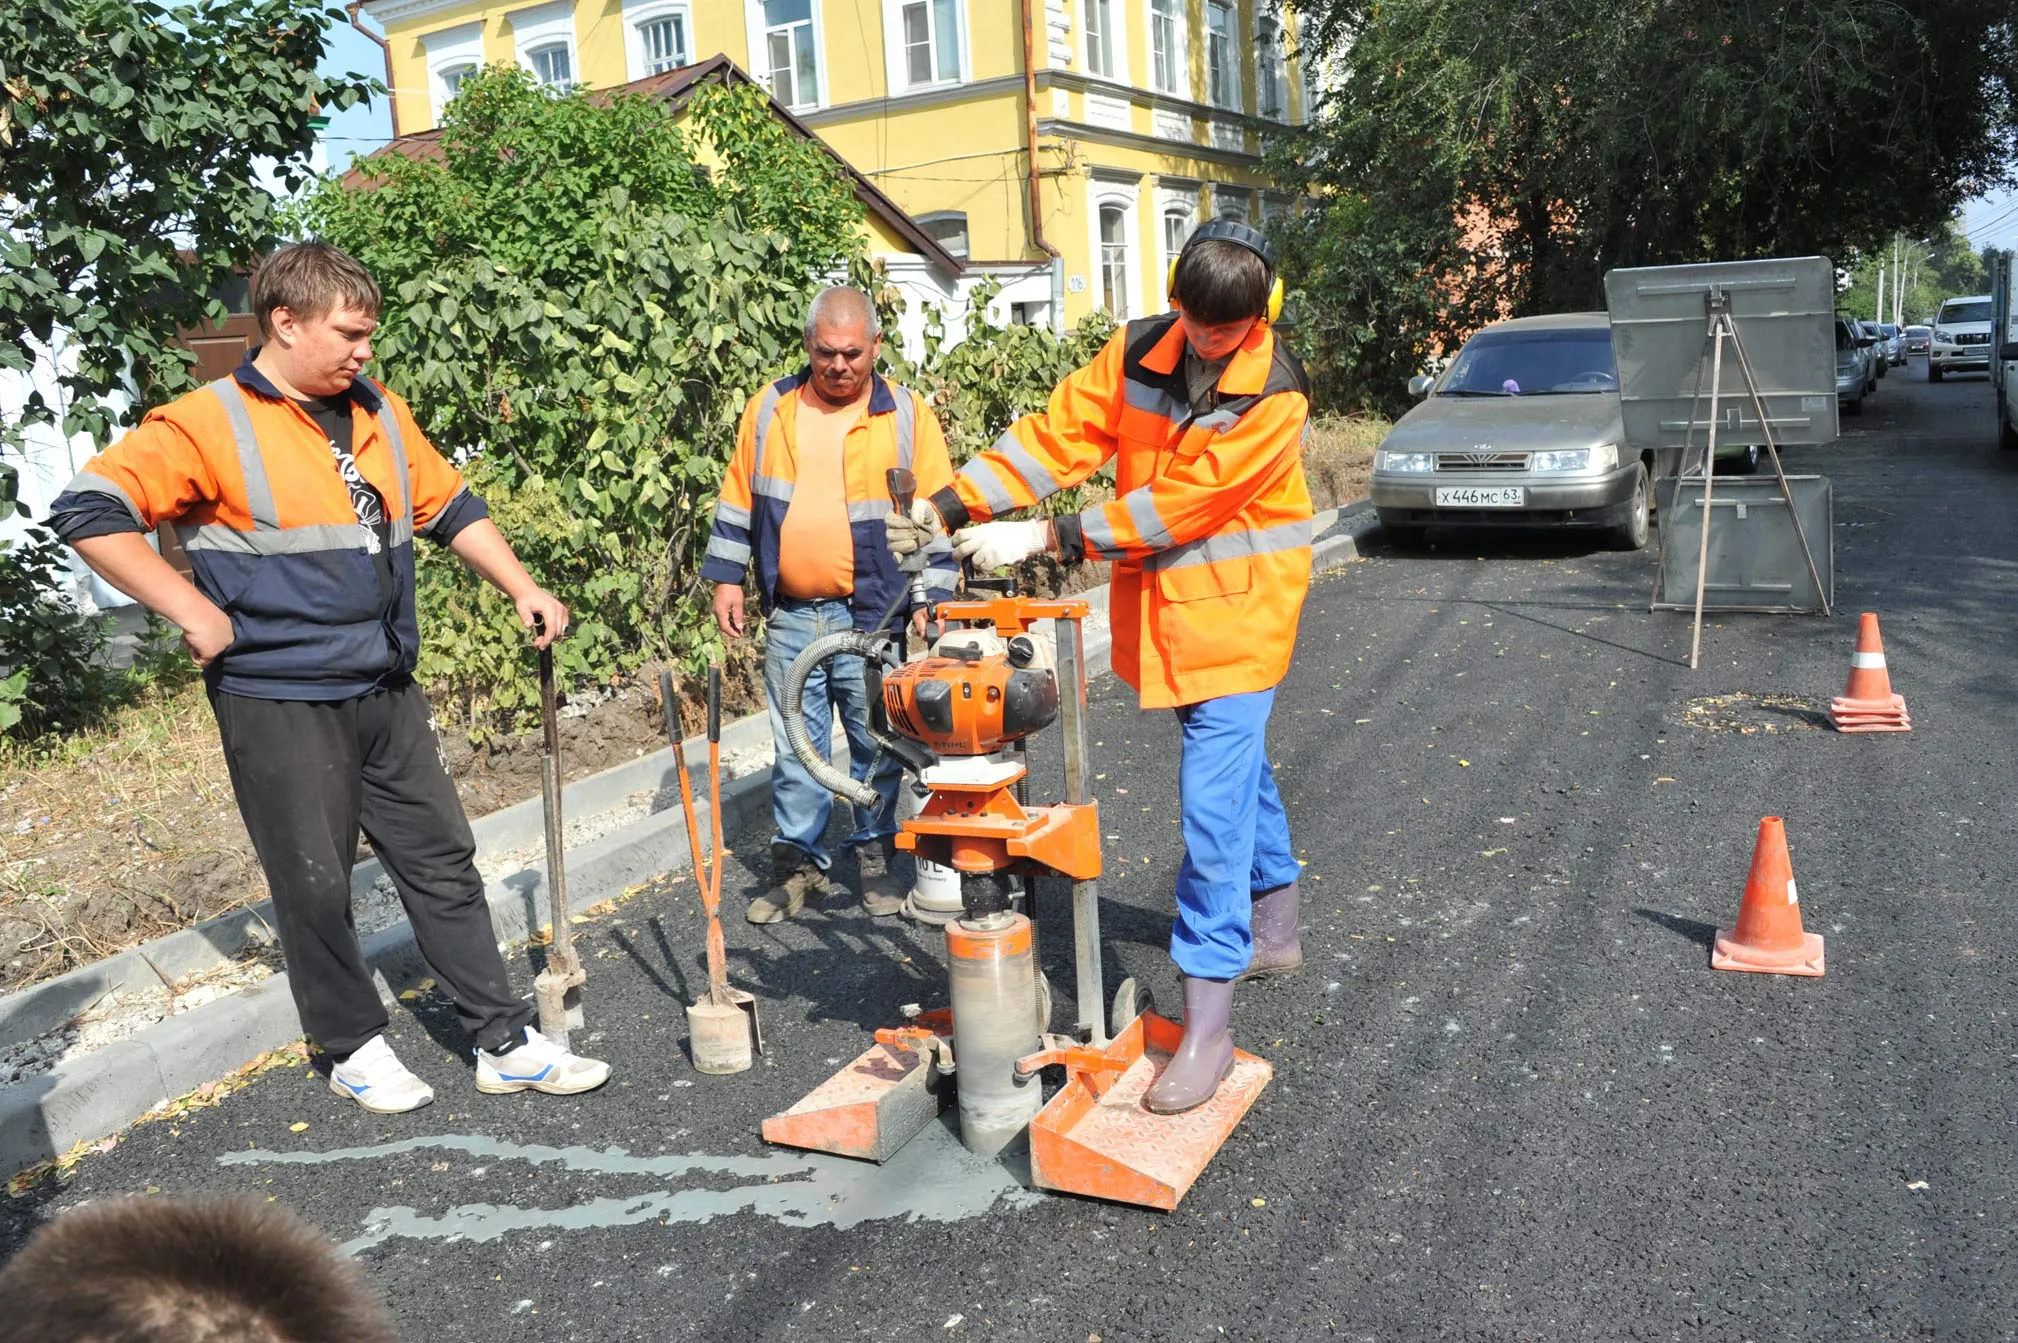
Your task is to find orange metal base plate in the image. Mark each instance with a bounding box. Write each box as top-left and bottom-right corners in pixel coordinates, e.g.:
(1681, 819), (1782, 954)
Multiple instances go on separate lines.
(761, 1038), (946, 1162)
(1026, 1012), (1271, 1211)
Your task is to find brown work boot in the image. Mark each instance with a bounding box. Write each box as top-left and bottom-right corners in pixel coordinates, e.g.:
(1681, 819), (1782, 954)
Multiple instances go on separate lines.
(854, 839), (904, 917)
(747, 841), (827, 924)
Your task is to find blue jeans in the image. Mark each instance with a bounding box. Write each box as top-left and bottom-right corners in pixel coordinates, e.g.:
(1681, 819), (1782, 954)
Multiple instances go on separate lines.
(763, 597), (901, 869)
(1170, 688), (1302, 978)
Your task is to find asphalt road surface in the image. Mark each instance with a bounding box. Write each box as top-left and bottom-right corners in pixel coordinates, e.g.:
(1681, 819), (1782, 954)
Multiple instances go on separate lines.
(5, 360), (2015, 1341)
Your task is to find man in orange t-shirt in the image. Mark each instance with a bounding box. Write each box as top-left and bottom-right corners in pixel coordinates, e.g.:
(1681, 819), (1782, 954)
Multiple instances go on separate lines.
(705, 287), (957, 922)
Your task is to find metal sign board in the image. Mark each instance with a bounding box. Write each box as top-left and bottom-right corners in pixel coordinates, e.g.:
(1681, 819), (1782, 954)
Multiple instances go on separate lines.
(1654, 475), (1834, 613)
(1605, 257), (1839, 451)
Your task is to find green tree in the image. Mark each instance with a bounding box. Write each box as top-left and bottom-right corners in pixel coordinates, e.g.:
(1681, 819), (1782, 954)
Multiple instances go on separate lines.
(297, 67), (867, 732)
(1279, 0), (2018, 414)
(0, 0), (372, 513)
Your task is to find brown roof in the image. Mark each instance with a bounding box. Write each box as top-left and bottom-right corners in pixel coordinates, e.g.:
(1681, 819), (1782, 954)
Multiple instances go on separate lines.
(343, 54), (963, 276)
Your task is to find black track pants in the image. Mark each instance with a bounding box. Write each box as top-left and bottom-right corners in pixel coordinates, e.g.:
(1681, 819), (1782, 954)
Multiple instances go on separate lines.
(211, 681), (530, 1057)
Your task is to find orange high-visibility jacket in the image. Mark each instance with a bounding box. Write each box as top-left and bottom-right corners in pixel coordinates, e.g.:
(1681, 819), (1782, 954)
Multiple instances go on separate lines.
(48, 361), (476, 699)
(929, 314), (1313, 709)
(704, 371), (959, 630)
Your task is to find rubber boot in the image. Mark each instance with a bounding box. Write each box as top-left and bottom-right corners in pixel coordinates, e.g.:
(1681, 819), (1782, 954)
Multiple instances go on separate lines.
(853, 839), (904, 917)
(1238, 881), (1302, 981)
(1143, 974), (1236, 1115)
(747, 841), (828, 924)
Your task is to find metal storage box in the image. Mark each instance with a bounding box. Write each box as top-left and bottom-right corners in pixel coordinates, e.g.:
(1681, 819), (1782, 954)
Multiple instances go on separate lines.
(1605, 258), (1839, 452)
(1654, 475), (1834, 613)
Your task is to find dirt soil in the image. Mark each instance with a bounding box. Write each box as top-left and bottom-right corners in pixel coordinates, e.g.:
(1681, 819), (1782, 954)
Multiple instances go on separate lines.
(0, 416), (1378, 996)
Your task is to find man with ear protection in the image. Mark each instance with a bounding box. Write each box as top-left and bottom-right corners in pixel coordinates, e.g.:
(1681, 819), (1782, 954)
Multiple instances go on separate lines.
(885, 222), (1313, 1114)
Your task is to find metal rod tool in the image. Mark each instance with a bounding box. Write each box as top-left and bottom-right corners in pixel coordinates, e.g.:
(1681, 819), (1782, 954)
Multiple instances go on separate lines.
(531, 614), (586, 1046)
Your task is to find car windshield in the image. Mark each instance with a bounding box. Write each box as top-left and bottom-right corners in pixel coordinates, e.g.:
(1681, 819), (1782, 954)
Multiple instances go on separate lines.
(1882, 324), (1899, 337)
(1906, 326), (1929, 335)
(1940, 300), (1992, 323)
(1439, 327), (1617, 396)
(1836, 322), (1856, 350)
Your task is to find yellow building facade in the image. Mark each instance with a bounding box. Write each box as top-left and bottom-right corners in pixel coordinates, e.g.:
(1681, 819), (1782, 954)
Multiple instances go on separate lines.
(359, 0), (1305, 327)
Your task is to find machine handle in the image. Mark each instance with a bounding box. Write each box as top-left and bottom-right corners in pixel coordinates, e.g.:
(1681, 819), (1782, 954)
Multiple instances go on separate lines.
(706, 665), (722, 743)
(886, 466), (916, 514)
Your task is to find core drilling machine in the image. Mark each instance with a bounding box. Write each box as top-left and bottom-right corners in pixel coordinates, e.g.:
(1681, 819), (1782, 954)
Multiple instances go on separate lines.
(760, 470), (1271, 1211)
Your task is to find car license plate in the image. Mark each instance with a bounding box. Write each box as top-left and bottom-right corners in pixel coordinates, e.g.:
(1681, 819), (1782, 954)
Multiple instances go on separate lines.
(1435, 485), (1525, 507)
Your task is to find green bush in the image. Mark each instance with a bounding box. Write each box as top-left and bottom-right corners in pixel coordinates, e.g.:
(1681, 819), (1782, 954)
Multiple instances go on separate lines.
(0, 529), (119, 738)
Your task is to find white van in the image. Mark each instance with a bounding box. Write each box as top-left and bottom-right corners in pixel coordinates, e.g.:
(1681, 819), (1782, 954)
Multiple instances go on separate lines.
(1930, 294), (1993, 381)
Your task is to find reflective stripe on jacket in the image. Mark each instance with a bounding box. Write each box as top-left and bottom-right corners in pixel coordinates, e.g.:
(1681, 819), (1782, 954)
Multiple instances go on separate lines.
(49, 362), (476, 700)
(930, 315), (1313, 708)
(703, 371), (958, 630)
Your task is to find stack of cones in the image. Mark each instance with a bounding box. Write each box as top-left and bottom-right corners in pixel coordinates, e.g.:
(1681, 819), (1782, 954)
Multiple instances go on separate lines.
(1712, 817), (1824, 977)
(1829, 612), (1910, 733)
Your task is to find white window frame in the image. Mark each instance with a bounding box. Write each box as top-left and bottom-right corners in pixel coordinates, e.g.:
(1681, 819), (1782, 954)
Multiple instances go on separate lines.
(509, 2), (577, 90)
(917, 210), (970, 260)
(421, 22), (484, 125)
(1205, 0), (1241, 111)
(1082, 0), (1128, 84)
(1156, 183), (1199, 310)
(1088, 178), (1141, 322)
(882, 0), (969, 92)
(1146, 0), (1188, 98)
(1212, 183), (1252, 223)
(1256, 14), (1289, 120)
(623, 0), (692, 80)
(745, 0), (826, 110)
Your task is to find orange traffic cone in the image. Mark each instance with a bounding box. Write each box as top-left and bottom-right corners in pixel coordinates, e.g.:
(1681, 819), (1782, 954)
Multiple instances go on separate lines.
(1712, 817), (1824, 976)
(1829, 612), (1910, 733)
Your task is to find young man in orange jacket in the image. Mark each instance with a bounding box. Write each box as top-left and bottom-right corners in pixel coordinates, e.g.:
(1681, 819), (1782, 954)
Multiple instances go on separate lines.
(47, 243), (610, 1114)
(888, 222), (1311, 1114)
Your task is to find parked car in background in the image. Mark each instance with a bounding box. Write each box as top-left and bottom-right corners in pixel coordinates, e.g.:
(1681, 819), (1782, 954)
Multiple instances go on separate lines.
(1903, 324), (1931, 356)
(1835, 317), (1868, 415)
(1880, 322), (1904, 366)
(1371, 313), (1653, 550)
(1859, 320), (1888, 379)
(1930, 294), (1994, 381)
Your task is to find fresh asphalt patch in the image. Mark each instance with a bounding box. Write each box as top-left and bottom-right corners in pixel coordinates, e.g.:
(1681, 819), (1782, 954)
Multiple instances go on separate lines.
(5, 368), (2016, 1340)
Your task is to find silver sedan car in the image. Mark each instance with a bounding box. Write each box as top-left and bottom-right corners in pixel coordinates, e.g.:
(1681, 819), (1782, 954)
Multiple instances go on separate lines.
(1371, 313), (1652, 550)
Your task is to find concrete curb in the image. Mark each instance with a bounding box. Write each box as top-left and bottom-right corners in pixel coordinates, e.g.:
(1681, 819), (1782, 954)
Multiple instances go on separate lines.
(0, 501), (1374, 1176)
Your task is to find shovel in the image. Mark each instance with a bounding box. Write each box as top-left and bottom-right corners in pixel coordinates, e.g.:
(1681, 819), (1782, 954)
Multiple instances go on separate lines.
(531, 614), (586, 1046)
(660, 664), (763, 1074)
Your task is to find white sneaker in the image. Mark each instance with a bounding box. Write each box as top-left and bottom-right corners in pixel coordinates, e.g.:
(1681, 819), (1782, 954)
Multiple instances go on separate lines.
(328, 1035), (435, 1114)
(475, 1026), (611, 1096)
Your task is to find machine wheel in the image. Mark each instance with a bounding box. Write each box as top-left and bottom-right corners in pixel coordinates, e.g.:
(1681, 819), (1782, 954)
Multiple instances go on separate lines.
(1607, 462), (1651, 551)
(1929, 364), (1944, 383)
(1110, 977), (1154, 1038)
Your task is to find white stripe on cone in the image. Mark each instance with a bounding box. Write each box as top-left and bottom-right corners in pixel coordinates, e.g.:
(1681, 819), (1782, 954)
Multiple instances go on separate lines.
(1786, 879), (1800, 905)
(1852, 651), (1887, 668)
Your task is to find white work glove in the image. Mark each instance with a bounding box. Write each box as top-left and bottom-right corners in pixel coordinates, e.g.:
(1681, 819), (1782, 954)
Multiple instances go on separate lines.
(951, 519), (1051, 571)
(884, 498), (944, 559)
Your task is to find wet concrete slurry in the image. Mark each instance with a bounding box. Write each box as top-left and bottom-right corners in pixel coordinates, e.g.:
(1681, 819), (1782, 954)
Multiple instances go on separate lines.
(4, 367), (2015, 1340)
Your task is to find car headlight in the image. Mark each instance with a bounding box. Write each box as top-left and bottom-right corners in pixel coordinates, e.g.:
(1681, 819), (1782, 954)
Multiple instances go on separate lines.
(1376, 450), (1434, 474)
(1933, 328), (1951, 344)
(1531, 444), (1615, 472)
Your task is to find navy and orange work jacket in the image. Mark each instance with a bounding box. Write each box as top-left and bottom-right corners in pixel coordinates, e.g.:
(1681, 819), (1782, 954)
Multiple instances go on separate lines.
(931, 314), (1313, 709)
(703, 371), (958, 629)
(48, 355), (486, 700)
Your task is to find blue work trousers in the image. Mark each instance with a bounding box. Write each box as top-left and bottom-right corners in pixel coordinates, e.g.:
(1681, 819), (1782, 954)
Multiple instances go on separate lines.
(763, 597), (901, 868)
(1171, 688), (1302, 978)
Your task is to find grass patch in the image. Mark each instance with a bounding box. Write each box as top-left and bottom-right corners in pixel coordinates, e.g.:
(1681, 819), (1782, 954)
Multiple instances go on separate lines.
(1305, 413), (1386, 512)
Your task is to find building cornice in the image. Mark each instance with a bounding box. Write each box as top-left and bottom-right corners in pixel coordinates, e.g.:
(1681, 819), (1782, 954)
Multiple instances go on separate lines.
(1036, 118), (1265, 172)
(359, 0), (474, 26)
